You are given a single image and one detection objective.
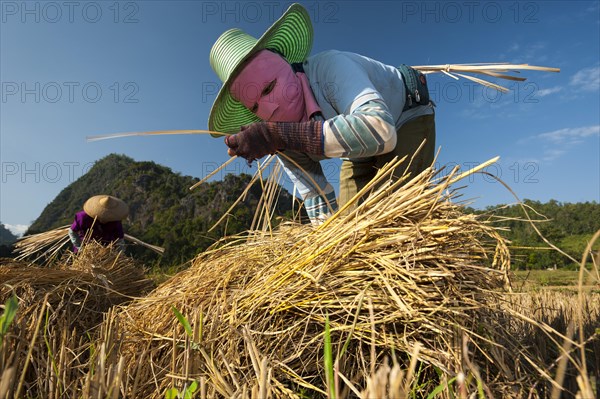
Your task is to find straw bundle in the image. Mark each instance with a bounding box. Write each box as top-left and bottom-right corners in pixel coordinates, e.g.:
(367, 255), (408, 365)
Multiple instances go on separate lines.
(12, 226), (71, 265)
(13, 226), (165, 266)
(412, 63), (560, 92)
(111, 157), (543, 398)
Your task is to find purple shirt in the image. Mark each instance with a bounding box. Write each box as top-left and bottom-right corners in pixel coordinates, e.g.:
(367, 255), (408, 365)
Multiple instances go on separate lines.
(70, 210), (124, 248)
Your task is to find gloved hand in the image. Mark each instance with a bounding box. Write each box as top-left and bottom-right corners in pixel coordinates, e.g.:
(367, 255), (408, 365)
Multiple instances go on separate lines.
(225, 122), (284, 161)
(225, 121), (324, 163)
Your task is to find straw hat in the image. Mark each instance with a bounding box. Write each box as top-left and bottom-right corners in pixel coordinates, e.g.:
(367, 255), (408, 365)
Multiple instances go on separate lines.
(208, 3), (313, 136)
(83, 195), (129, 223)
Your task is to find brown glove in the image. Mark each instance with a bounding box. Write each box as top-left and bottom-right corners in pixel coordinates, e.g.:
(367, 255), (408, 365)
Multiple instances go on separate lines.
(225, 121), (324, 163)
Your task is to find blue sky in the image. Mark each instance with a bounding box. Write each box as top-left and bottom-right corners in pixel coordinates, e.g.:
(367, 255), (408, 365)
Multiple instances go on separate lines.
(1, 0), (599, 236)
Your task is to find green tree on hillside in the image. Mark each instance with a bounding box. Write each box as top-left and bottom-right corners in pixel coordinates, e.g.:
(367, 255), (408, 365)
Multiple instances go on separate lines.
(471, 200), (600, 270)
(0, 223), (17, 246)
(0, 223), (17, 257)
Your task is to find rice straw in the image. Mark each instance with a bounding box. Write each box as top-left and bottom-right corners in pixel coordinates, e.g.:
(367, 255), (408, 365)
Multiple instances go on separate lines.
(86, 129), (227, 142)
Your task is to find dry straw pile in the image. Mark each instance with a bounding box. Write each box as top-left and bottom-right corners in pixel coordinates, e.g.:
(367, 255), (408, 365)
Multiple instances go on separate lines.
(112, 156), (545, 398)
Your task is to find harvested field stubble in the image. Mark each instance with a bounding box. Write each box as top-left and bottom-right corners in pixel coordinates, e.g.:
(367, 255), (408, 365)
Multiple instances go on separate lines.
(502, 290), (600, 397)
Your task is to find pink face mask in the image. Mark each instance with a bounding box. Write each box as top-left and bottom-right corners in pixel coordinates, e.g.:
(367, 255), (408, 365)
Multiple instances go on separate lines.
(230, 50), (305, 122)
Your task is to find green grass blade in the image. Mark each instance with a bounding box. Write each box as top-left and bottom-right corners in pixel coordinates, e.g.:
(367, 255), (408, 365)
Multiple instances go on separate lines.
(172, 306), (193, 338)
(426, 377), (457, 399)
(164, 387), (178, 399)
(477, 377), (485, 399)
(0, 295), (18, 345)
(184, 381), (198, 399)
(324, 313), (335, 399)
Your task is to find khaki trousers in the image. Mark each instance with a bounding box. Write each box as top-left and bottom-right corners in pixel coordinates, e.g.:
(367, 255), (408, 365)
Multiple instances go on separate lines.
(338, 114), (436, 209)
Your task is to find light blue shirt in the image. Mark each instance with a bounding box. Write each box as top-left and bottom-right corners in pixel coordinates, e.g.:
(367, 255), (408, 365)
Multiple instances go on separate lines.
(278, 50), (434, 224)
(304, 50), (433, 131)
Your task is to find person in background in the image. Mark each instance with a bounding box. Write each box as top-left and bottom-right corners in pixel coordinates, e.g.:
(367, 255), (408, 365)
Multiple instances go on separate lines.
(68, 195), (128, 253)
(208, 3), (435, 225)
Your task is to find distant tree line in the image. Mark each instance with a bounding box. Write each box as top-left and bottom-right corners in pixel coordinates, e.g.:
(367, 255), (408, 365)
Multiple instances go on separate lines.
(467, 199), (600, 270)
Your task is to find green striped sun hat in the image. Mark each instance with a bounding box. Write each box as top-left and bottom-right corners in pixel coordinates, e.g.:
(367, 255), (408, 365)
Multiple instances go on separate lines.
(208, 3), (313, 136)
